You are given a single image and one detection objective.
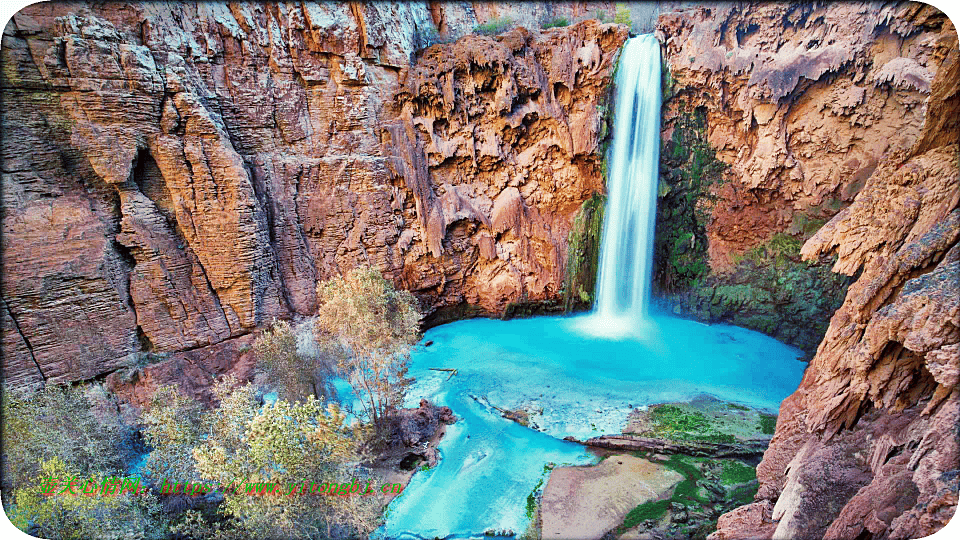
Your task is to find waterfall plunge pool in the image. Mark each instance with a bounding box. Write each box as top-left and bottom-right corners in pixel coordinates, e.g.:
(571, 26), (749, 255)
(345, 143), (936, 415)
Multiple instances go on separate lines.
(380, 313), (806, 539)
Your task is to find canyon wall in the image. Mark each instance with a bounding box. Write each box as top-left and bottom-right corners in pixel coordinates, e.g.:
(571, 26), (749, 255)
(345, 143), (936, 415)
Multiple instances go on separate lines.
(652, 2), (958, 538)
(1, 2), (627, 390)
(653, 2), (950, 355)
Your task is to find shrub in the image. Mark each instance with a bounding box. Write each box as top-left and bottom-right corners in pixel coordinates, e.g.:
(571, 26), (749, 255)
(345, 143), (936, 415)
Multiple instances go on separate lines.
(11, 457), (167, 540)
(473, 16), (515, 36)
(758, 414), (777, 435)
(255, 319), (336, 403)
(1, 383), (133, 496)
(189, 377), (383, 539)
(541, 17), (569, 29)
(614, 4), (632, 26)
(314, 267), (421, 432)
(139, 384), (203, 483)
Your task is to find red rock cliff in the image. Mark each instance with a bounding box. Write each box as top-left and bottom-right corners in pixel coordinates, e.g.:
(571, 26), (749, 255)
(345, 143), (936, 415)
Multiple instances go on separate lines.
(1, 2), (627, 389)
(654, 3), (958, 538)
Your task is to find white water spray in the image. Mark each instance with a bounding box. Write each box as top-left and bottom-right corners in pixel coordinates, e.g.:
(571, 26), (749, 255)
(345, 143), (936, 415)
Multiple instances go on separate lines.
(580, 34), (661, 337)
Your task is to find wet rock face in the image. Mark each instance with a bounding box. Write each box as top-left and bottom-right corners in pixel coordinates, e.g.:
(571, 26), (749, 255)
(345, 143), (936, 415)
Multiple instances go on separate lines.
(670, 3), (960, 539)
(1, 2), (627, 388)
(653, 1), (950, 353)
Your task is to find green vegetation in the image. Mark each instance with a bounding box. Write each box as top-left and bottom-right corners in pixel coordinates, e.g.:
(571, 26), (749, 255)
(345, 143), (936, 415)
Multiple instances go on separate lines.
(719, 461), (756, 486)
(2, 384), (167, 539)
(614, 4), (632, 25)
(150, 377), (384, 540)
(645, 404), (736, 443)
(614, 454), (760, 538)
(314, 267), (421, 434)
(11, 457), (167, 540)
(1, 383), (134, 495)
(473, 16), (515, 36)
(653, 106), (727, 294)
(564, 193), (606, 311)
(758, 414), (777, 435)
(525, 477), (544, 519)
(541, 17), (569, 29)
(255, 319), (335, 403)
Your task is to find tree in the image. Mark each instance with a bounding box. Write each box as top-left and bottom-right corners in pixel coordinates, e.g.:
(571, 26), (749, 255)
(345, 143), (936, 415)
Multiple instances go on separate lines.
(182, 376), (384, 540)
(139, 384), (203, 483)
(1, 383), (133, 496)
(11, 457), (167, 540)
(2, 384), (166, 539)
(313, 267), (421, 432)
(254, 319), (337, 403)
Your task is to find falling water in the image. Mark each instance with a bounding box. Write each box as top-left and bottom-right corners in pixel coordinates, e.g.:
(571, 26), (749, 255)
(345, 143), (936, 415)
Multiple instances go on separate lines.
(583, 35), (662, 337)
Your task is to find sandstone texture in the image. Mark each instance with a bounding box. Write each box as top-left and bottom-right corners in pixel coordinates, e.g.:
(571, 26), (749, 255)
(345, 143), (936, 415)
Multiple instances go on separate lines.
(541, 454), (683, 539)
(1, 2), (627, 389)
(653, 1), (950, 354)
(663, 3), (960, 539)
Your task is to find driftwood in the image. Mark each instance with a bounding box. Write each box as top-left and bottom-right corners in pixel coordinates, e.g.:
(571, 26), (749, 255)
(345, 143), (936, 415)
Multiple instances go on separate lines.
(429, 367), (458, 380)
(571, 434), (771, 458)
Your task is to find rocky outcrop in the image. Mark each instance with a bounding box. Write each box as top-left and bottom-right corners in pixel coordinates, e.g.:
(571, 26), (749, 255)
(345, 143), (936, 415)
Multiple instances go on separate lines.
(658, 3), (960, 539)
(653, 2), (949, 354)
(1, 2), (627, 388)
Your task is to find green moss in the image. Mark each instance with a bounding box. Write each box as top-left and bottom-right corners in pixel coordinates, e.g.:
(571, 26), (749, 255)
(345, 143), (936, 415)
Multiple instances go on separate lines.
(644, 404), (736, 443)
(719, 461), (756, 486)
(654, 106), (727, 294)
(564, 193), (606, 311)
(758, 414), (777, 435)
(621, 499), (670, 528)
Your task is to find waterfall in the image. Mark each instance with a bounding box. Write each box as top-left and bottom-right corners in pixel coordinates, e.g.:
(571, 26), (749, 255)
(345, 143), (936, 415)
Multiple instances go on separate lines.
(582, 35), (662, 337)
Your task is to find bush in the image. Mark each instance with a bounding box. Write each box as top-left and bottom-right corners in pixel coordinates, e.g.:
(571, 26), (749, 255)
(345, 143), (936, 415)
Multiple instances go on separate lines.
(2, 384), (166, 540)
(139, 384), (203, 483)
(1, 383), (134, 496)
(614, 4), (632, 25)
(314, 267), (421, 433)
(11, 457), (167, 540)
(255, 319), (337, 403)
(473, 16), (515, 36)
(541, 17), (569, 29)
(188, 377), (383, 539)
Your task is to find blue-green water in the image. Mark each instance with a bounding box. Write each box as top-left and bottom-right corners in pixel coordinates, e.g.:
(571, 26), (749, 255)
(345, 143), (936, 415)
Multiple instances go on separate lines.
(381, 314), (806, 539)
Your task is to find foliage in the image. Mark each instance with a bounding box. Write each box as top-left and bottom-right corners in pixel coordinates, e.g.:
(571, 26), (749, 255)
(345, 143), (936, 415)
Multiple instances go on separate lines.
(473, 16), (515, 36)
(11, 457), (167, 540)
(653, 106), (728, 294)
(758, 414), (777, 435)
(1, 383), (134, 496)
(564, 193), (606, 311)
(255, 319), (336, 403)
(314, 267), (421, 432)
(140, 384), (203, 483)
(162, 377), (384, 540)
(541, 17), (569, 29)
(525, 477), (544, 519)
(614, 4), (632, 26)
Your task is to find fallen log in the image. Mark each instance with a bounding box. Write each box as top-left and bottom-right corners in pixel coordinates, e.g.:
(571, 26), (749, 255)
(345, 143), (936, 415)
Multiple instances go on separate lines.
(572, 434), (770, 458)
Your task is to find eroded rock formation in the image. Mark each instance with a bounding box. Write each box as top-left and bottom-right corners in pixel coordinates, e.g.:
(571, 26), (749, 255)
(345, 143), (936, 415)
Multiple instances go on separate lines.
(1, 2), (626, 389)
(653, 3), (959, 539)
(654, 2), (950, 355)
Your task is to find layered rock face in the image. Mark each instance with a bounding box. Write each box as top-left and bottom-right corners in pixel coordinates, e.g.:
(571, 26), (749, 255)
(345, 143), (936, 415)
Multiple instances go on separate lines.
(1, 2), (626, 389)
(653, 3), (958, 539)
(653, 2), (949, 354)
